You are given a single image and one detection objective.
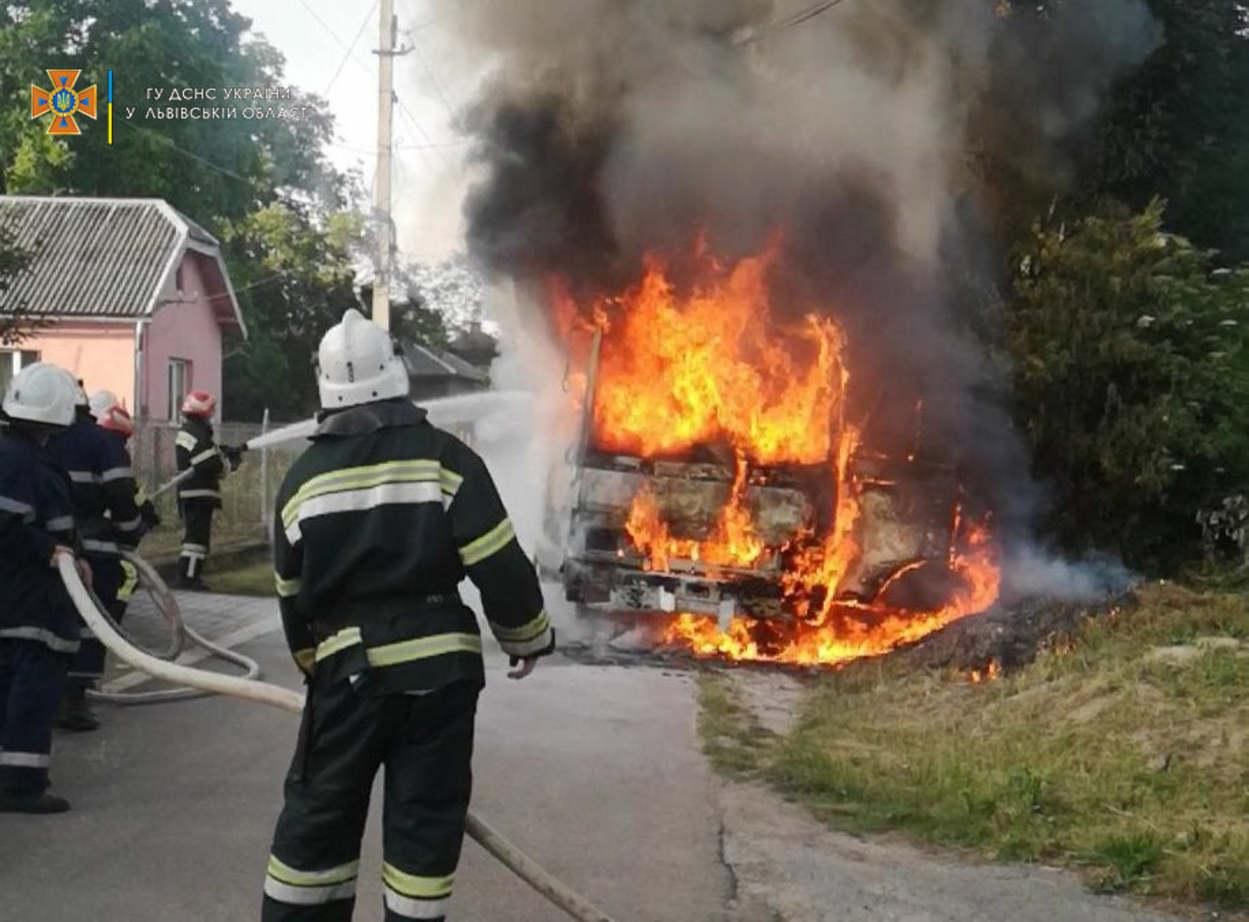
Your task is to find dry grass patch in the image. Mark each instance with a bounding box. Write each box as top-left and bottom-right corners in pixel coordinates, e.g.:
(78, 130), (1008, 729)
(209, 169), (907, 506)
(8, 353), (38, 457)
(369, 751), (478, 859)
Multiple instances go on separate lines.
(702, 584), (1249, 912)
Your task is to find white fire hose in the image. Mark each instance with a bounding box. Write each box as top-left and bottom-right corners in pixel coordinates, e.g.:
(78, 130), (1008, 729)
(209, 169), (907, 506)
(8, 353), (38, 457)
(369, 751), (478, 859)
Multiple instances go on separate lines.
(57, 555), (618, 922)
(87, 552), (263, 705)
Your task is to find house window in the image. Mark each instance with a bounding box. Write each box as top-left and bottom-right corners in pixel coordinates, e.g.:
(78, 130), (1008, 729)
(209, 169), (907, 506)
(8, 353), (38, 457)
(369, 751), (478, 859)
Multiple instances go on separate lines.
(0, 349), (40, 396)
(167, 358), (190, 420)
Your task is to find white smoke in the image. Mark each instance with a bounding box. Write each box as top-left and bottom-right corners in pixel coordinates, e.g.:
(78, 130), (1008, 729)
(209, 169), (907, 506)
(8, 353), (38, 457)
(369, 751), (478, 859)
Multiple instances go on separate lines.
(1001, 544), (1137, 604)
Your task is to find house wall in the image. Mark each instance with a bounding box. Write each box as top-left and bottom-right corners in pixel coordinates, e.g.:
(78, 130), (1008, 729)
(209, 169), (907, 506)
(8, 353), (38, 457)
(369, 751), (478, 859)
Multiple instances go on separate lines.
(14, 321), (137, 409)
(140, 252), (223, 421)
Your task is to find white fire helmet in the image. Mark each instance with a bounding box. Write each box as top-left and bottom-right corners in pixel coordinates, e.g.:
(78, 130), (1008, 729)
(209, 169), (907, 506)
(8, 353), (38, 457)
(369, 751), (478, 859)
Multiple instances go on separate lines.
(2, 363), (80, 428)
(316, 308), (409, 411)
(89, 389), (120, 421)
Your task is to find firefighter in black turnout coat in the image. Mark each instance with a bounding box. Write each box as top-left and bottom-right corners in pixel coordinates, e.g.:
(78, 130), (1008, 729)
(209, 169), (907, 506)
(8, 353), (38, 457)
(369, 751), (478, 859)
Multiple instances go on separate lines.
(0, 363), (92, 814)
(261, 309), (555, 922)
(46, 386), (148, 731)
(175, 391), (240, 589)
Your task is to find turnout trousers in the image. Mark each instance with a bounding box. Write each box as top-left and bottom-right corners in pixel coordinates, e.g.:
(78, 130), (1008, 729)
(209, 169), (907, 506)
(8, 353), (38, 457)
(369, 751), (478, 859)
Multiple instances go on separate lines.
(179, 500), (215, 581)
(262, 673), (478, 922)
(68, 556), (137, 686)
(0, 639), (69, 795)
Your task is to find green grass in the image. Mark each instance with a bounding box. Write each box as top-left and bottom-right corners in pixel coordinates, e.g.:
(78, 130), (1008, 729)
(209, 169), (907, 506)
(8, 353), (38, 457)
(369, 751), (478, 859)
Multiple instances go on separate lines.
(697, 675), (777, 779)
(205, 559), (275, 597)
(700, 583), (1249, 912)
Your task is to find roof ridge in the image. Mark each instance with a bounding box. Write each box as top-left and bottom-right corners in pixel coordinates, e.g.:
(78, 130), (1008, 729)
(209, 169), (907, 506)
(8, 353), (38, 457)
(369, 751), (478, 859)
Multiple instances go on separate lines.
(0, 195), (170, 206)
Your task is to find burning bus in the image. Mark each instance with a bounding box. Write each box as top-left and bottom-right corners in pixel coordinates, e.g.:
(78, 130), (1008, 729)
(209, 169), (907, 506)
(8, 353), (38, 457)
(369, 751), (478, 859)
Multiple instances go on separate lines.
(543, 241), (1000, 666)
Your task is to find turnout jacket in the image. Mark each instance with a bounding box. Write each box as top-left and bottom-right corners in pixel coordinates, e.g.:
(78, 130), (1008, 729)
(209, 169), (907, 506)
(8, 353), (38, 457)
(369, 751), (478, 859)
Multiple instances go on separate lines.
(0, 430), (81, 654)
(272, 398), (554, 692)
(47, 408), (144, 557)
(176, 415), (226, 508)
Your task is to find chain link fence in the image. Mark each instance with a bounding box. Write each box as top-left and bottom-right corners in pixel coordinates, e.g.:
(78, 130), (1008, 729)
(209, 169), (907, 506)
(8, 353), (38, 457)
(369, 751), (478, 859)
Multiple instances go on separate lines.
(130, 418), (308, 559)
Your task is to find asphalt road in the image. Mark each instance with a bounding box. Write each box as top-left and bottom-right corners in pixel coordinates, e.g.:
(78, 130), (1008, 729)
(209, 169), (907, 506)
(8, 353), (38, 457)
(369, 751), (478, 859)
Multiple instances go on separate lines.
(0, 592), (733, 922)
(2, 589), (1194, 922)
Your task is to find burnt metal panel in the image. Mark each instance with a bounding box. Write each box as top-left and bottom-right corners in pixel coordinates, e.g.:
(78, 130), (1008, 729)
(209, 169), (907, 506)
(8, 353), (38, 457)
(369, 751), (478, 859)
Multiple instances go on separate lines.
(576, 463), (813, 545)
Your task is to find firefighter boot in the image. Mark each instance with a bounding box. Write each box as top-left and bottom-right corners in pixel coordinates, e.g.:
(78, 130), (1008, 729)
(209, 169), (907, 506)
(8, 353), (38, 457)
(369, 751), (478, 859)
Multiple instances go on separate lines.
(56, 684), (99, 733)
(0, 790), (71, 814)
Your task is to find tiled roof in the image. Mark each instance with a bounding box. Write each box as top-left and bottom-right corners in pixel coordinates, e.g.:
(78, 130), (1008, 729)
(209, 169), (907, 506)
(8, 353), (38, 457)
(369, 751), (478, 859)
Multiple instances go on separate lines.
(402, 341), (490, 383)
(0, 196), (241, 330)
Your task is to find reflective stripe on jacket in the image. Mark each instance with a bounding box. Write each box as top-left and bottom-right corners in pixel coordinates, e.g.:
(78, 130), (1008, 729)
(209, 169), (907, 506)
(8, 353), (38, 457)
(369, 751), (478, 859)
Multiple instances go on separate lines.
(175, 415), (224, 508)
(0, 431), (81, 653)
(272, 399), (553, 691)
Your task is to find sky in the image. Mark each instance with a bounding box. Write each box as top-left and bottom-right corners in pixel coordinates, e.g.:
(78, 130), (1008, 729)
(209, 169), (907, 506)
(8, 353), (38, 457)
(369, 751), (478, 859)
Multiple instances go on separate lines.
(229, 0), (478, 263)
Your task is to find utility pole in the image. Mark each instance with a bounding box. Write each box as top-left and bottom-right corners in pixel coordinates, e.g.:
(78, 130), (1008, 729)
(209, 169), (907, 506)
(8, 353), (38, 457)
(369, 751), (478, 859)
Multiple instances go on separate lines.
(372, 0), (397, 330)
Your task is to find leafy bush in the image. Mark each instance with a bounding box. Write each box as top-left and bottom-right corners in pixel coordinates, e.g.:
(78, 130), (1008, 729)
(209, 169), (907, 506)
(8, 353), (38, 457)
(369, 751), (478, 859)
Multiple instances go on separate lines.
(1007, 199), (1249, 570)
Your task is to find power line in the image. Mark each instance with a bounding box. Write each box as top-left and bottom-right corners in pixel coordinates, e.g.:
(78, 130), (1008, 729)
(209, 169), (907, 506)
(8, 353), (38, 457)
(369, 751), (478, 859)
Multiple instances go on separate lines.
(295, 0), (353, 54)
(778, 0), (848, 30)
(323, 0), (380, 96)
(122, 121), (252, 185)
(396, 138), (470, 151)
(296, 0), (378, 85)
(329, 137), (469, 154)
(408, 32), (454, 120)
(394, 97), (441, 167)
(161, 271), (291, 307)
(736, 0), (850, 45)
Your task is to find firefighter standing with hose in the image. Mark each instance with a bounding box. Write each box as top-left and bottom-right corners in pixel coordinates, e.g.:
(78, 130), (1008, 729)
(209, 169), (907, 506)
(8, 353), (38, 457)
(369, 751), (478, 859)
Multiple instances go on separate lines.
(262, 308), (555, 922)
(175, 391), (241, 590)
(0, 363), (90, 814)
(94, 402), (160, 673)
(46, 386), (149, 731)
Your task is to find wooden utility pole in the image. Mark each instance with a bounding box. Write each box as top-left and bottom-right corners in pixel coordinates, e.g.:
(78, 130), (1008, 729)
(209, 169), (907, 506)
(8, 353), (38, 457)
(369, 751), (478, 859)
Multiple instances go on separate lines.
(372, 0), (397, 330)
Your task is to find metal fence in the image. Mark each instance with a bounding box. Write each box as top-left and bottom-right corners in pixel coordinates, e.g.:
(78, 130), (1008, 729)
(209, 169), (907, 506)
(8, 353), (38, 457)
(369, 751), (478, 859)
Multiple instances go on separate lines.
(130, 416), (308, 557)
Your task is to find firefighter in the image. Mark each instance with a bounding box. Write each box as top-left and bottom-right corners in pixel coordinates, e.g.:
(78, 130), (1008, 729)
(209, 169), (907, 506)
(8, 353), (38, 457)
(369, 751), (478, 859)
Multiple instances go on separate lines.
(175, 391), (241, 589)
(0, 363), (90, 814)
(88, 390), (160, 534)
(95, 405), (157, 677)
(96, 402), (161, 533)
(262, 309), (555, 922)
(45, 385), (149, 731)
(87, 388), (119, 422)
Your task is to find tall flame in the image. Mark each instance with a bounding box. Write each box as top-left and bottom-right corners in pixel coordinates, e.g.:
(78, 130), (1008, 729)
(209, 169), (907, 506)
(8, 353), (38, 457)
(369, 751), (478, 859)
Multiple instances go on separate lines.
(579, 242), (846, 466)
(555, 238), (1001, 666)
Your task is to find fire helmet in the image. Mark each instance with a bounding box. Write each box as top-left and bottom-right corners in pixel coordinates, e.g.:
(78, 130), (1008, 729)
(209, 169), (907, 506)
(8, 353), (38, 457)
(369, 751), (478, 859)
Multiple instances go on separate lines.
(2, 363), (79, 428)
(98, 405), (135, 439)
(89, 389), (120, 421)
(181, 391), (217, 418)
(316, 308), (409, 411)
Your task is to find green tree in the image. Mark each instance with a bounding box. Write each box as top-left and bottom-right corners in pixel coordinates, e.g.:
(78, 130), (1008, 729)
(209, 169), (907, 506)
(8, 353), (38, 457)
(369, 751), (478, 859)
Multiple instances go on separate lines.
(222, 203), (364, 421)
(383, 264), (452, 352)
(0, 0), (365, 420)
(1084, 0), (1249, 260)
(1007, 199), (1249, 569)
(0, 0), (343, 221)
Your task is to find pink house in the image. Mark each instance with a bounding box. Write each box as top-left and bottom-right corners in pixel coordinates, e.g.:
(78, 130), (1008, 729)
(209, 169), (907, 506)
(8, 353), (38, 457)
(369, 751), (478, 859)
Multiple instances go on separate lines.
(0, 196), (246, 420)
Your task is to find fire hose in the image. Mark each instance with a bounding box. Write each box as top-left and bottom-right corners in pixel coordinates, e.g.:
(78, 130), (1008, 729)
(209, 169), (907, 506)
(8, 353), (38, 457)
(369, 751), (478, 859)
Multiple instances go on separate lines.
(56, 555), (618, 922)
(87, 552), (263, 705)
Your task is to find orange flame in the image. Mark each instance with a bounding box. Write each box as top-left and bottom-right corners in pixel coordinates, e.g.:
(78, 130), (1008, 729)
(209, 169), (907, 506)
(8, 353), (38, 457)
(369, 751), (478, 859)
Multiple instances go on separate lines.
(626, 451), (766, 572)
(663, 525), (1001, 667)
(967, 659), (1003, 684)
(555, 238), (1001, 666)
(564, 242), (847, 466)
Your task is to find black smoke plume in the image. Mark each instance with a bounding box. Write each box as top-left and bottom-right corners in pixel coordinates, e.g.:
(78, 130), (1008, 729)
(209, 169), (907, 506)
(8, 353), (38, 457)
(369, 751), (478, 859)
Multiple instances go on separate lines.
(453, 0), (1160, 548)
